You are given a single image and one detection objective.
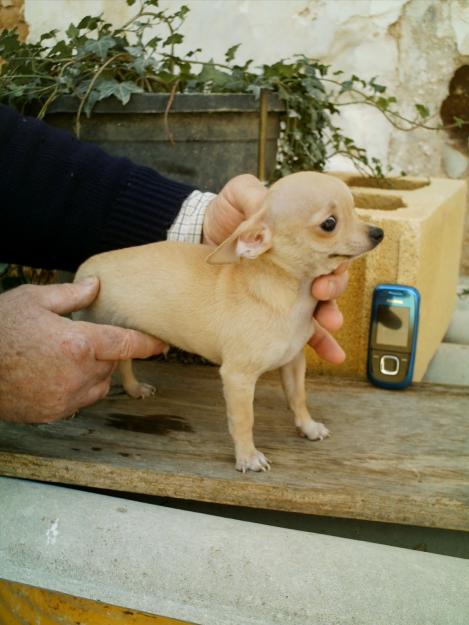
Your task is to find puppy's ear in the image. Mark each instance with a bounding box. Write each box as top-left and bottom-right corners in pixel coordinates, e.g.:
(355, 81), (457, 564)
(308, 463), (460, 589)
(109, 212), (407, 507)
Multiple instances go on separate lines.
(206, 211), (272, 265)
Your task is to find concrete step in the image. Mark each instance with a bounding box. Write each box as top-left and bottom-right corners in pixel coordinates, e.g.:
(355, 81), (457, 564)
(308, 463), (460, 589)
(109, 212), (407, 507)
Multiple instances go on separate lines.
(422, 277), (469, 386)
(423, 343), (469, 386)
(1, 478), (468, 625)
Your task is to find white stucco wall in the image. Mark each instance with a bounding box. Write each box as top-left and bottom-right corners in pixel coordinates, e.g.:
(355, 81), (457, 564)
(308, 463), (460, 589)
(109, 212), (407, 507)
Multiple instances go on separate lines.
(24, 0), (469, 178)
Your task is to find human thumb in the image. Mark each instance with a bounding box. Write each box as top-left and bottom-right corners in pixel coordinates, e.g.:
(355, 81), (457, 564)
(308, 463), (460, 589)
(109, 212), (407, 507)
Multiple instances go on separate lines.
(36, 277), (100, 315)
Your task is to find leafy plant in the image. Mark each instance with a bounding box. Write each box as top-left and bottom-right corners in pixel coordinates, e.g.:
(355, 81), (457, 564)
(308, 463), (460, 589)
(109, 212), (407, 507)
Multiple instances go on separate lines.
(0, 0), (438, 180)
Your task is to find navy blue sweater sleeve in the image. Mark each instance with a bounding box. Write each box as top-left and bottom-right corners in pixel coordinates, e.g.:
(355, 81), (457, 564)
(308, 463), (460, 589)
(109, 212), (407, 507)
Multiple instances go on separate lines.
(0, 104), (195, 271)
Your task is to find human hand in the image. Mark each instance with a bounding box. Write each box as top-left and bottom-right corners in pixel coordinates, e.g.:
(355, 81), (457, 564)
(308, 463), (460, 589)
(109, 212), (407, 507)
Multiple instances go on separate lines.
(0, 278), (166, 424)
(202, 174), (268, 246)
(309, 262), (350, 364)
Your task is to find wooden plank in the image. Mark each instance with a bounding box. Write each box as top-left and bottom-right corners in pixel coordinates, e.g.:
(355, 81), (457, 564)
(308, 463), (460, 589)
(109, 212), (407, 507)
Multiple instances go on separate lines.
(0, 362), (468, 531)
(0, 579), (193, 625)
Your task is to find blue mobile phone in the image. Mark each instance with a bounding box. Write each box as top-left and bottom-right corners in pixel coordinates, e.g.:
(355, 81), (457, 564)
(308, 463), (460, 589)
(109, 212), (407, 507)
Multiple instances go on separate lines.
(367, 284), (420, 389)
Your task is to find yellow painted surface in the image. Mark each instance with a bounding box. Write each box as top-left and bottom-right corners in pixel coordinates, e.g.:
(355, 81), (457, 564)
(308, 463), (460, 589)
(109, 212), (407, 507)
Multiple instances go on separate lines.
(0, 579), (194, 625)
(306, 175), (467, 381)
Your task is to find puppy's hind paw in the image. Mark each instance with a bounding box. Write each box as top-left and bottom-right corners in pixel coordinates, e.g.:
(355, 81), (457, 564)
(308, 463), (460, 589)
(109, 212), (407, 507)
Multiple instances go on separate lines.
(125, 382), (156, 399)
(236, 449), (271, 473)
(298, 420), (330, 441)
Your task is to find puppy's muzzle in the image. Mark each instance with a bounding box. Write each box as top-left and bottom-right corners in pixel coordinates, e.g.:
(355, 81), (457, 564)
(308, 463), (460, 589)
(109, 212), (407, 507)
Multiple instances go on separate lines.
(368, 226), (384, 247)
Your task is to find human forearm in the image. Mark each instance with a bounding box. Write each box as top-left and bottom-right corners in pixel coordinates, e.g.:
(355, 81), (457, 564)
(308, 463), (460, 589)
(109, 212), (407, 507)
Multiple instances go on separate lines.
(0, 104), (195, 271)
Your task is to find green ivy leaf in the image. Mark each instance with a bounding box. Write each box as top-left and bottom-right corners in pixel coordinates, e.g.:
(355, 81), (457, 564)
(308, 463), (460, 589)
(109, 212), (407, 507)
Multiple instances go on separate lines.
(194, 62), (231, 89)
(95, 78), (121, 99)
(453, 116), (467, 128)
(369, 78), (386, 93)
(50, 40), (70, 58)
(77, 16), (102, 31)
(83, 36), (116, 60)
(132, 57), (148, 76)
(111, 81), (144, 105)
(175, 5), (190, 19)
(415, 103), (430, 119)
(225, 44), (240, 63)
(376, 96), (396, 112)
(185, 47), (202, 58)
(66, 23), (80, 40)
(83, 79), (143, 111)
(246, 84), (261, 99)
(125, 45), (144, 57)
(0, 29), (21, 55)
(83, 89), (100, 116)
(39, 29), (58, 42)
(339, 80), (354, 95)
(146, 35), (162, 48)
(163, 33), (184, 47)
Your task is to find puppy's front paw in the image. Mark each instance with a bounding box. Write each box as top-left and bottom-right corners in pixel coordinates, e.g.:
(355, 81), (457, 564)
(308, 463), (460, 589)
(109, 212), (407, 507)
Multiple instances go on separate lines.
(236, 449), (271, 473)
(125, 382), (156, 399)
(298, 420), (330, 441)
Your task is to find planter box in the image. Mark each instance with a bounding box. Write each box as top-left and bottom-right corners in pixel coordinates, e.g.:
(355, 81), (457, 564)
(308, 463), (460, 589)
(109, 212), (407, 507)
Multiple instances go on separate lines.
(306, 174), (467, 382)
(45, 93), (284, 191)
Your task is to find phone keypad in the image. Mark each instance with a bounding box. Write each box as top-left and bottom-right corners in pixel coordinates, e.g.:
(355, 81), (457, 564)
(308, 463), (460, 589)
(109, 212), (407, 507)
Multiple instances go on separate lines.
(380, 355), (400, 375)
(370, 350), (410, 384)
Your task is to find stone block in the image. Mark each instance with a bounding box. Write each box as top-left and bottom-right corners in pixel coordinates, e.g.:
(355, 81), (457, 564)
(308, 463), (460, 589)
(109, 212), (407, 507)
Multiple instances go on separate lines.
(0, 0), (28, 40)
(306, 175), (467, 381)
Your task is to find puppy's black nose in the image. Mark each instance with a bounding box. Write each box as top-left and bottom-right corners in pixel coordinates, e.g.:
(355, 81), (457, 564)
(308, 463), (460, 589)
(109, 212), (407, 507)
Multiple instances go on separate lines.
(369, 227), (384, 245)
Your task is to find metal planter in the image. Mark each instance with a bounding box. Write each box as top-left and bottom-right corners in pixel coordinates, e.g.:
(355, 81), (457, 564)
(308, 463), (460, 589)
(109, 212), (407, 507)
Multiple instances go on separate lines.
(45, 93), (285, 191)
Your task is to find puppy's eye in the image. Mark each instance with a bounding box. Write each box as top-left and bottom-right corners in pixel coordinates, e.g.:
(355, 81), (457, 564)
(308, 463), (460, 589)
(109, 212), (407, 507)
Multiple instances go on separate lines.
(320, 216), (337, 232)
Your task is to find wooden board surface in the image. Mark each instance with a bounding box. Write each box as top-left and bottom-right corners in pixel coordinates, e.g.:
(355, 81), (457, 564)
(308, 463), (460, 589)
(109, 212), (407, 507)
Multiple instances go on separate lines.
(0, 579), (191, 625)
(1, 362), (468, 531)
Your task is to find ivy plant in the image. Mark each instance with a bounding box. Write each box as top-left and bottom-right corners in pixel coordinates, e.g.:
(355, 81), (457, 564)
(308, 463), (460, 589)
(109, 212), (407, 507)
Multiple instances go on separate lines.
(0, 0), (438, 182)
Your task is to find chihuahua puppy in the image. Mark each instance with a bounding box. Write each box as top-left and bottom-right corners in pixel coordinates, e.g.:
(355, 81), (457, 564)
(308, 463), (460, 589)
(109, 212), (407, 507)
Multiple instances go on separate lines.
(74, 172), (383, 472)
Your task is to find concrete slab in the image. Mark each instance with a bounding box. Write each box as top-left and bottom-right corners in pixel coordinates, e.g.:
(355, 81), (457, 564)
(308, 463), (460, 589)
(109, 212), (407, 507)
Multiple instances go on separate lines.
(1, 478), (468, 625)
(444, 282), (469, 345)
(423, 343), (469, 386)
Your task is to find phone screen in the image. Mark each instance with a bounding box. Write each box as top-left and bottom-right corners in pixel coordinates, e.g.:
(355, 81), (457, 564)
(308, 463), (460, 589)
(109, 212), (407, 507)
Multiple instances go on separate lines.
(376, 305), (409, 348)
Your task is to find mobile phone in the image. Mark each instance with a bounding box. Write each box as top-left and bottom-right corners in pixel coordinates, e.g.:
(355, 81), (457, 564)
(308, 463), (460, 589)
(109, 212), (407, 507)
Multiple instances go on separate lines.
(367, 284), (420, 389)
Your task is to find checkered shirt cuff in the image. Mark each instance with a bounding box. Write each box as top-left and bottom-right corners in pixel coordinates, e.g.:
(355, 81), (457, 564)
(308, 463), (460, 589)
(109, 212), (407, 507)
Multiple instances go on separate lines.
(167, 190), (216, 244)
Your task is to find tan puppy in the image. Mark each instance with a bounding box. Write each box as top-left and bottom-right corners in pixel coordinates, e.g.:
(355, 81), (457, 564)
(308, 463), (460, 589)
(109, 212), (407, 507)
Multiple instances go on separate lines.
(74, 172), (383, 472)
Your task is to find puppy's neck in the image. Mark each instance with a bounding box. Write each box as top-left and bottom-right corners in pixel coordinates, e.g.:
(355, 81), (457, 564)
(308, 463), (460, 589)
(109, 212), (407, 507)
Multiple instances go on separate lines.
(262, 244), (328, 283)
(234, 254), (316, 313)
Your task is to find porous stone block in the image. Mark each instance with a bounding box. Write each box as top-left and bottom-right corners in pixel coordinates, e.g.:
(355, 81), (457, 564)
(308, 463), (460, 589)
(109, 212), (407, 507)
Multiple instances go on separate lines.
(0, 0), (28, 40)
(306, 175), (467, 381)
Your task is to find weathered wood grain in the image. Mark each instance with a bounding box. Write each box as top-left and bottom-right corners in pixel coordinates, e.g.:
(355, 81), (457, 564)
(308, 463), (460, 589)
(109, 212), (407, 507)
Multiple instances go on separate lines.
(0, 579), (190, 625)
(0, 362), (468, 531)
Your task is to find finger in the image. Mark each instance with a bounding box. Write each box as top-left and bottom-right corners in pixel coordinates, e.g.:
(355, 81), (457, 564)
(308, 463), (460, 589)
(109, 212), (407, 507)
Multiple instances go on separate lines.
(225, 174), (268, 218)
(335, 261), (351, 274)
(237, 180), (269, 219)
(81, 378), (112, 408)
(81, 322), (168, 361)
(314, 300), (344, 333)
(83, 359), (116, 382)
(312, 267), (349, 301)
(308, 322), (346, 364)
(35, 277), (100, 315)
